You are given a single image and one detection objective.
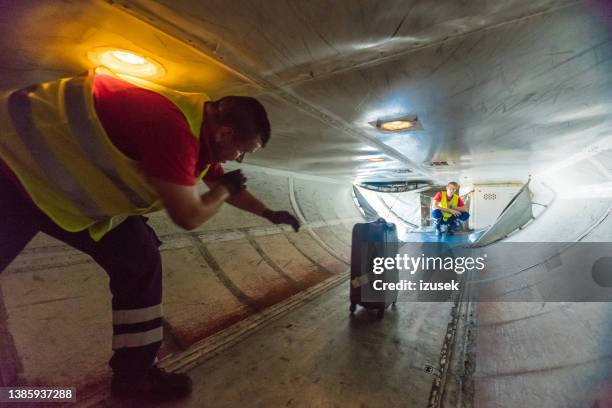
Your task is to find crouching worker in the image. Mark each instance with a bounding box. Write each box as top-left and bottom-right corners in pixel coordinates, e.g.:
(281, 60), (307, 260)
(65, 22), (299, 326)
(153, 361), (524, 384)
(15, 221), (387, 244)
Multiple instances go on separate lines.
(432, 181), (469, 235)
(0, 69), (300, 401)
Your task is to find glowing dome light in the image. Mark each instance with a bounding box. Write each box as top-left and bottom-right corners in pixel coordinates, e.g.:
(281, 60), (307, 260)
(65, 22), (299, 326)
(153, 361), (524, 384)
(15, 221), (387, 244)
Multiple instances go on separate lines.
(380, 120), (414, 131)
(90, 48), (164, 78)
(367, 157), (386, 163)
(369, 114), (422, 133)
(111, 50), (146, 65)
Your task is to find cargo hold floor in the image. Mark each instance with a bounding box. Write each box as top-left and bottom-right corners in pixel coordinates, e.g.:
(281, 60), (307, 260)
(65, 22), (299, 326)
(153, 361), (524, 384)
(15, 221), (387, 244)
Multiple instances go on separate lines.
(118, 280), (455, 407)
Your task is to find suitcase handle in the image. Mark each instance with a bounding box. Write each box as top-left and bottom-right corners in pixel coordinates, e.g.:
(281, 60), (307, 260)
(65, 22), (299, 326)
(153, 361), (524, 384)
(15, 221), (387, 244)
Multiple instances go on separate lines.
(376, 218), (396, 230)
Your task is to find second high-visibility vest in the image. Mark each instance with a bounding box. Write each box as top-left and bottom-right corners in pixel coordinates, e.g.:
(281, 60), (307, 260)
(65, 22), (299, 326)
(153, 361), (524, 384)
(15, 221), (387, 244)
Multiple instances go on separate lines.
(439, 192), (459, 221)
(0, 68), (211, 241)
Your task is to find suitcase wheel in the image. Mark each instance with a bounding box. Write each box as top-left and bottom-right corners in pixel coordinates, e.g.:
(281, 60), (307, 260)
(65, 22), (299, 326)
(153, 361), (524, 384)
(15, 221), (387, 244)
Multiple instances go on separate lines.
(377, 308), (385, 319)
(349, 303), (356, 313)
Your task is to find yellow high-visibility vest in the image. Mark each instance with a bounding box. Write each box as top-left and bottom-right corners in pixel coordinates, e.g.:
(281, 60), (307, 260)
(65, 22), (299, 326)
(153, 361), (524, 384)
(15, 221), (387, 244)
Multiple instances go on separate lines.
(0, 68), (210, 241)
(440, 192), (459, 221)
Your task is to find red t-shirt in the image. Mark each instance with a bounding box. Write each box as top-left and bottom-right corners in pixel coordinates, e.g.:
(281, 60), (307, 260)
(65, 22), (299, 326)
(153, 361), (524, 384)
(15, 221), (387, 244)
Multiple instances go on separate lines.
(93, 74), (223, 185)
(434, 191), (464, 207)
(0, 74), (223, 192)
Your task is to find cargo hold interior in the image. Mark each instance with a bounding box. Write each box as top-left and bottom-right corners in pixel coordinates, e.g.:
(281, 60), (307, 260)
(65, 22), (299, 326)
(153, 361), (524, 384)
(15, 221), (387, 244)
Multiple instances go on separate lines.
(1, 1), (612, 406)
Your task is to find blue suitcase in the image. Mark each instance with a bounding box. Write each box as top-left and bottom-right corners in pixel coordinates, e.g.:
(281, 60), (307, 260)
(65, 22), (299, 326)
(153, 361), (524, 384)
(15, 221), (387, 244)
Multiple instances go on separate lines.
(350, 218), (399, 318)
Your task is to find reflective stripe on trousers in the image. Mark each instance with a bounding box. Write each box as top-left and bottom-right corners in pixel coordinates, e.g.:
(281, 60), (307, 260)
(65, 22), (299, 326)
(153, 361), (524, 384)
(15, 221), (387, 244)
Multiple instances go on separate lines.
(112, 304), (163, 349)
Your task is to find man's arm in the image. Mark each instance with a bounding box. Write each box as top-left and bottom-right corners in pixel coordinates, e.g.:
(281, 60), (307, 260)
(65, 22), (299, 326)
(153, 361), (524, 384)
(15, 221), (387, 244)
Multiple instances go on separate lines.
(434, 200), (455, 213)
(150, 177), (231, 230)
(455, 197), (467, 212)
(205, 179), (300, 231)
(227, 190), (268, 216)
(205, 179), (265, 214)
(434, 200), (461, 215)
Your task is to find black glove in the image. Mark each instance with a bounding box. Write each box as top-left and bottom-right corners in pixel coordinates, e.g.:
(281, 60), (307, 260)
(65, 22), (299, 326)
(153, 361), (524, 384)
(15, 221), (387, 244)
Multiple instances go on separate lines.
(263, 209), (300, 232)
(218, 169), (247, 196)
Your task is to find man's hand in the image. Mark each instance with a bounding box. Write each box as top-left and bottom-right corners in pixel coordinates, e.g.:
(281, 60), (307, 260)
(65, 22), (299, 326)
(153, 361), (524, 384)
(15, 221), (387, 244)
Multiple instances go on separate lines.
(450, 209), (461, 216)
(218, 170), (247, 196)
(263, 209), (300, 232)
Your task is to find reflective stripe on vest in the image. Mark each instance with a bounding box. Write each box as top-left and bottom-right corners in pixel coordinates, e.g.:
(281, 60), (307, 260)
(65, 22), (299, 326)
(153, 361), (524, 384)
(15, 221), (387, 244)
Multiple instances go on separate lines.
(7, 89), (106, 220)
(0, 70), (211, 241)
(64, 77), (150, 209)
(440, 192), (459, 221)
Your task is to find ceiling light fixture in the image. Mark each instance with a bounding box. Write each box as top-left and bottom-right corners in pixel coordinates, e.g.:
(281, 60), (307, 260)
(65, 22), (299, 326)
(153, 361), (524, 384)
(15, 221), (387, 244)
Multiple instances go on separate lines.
(89, 48), (165, 78)
(381, 120), (413, 131)
(367, 157), (386, 163)
(111, 50), (146, 65)
(424, 160), (454, 167)
(370, 114), (422, 133)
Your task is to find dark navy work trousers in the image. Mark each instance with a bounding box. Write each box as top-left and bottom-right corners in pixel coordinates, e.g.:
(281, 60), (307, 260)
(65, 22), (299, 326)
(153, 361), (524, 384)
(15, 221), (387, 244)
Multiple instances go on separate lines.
(0, 175), (163, 376)
(431, 209), (470, 227)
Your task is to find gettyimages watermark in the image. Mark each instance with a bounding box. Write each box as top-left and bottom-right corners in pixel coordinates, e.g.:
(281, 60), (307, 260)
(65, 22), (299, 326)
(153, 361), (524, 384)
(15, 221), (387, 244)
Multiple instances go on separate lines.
(353, 242), (612, 302)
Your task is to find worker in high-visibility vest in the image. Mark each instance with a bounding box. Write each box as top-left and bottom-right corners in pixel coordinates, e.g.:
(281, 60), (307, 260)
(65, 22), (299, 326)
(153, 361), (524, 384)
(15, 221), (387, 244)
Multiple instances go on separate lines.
(0, 70), (300, 401)
(431, 181), (470, 235)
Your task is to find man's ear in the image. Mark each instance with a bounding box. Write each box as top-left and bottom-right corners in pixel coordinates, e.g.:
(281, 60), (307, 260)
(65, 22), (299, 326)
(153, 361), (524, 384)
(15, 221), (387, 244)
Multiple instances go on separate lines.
(218, 126), (234, 140)
(212, 125), (233, 143)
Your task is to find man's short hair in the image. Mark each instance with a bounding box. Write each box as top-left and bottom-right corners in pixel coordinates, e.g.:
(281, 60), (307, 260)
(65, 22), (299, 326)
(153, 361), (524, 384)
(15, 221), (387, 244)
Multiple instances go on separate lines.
(214, 96), (271, 147)
(448, 181), (459, 188)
